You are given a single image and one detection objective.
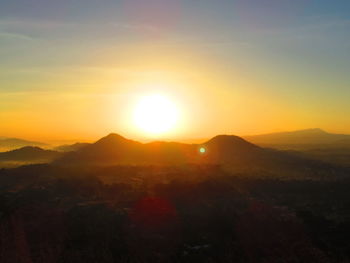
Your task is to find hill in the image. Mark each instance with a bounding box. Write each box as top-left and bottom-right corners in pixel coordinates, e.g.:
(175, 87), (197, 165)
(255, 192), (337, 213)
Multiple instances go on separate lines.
(54, 142), (91, 152)
(56, 133), (261, 166)
(0, 137), (48, 152)
(243, 128), (350, 150)
(56, 133), (194, 166)
(0, 146), (62, 168)
(54, 133), (348, 178)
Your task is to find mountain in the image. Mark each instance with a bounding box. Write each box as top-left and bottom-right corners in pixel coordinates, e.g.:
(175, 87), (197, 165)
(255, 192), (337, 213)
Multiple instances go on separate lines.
(205, 135), (261, 154)
(55, 134), (144, 165)
(200, 135), (264, 164)
(54, 142), (91, 152)
(0, 147), (61, 161)
(0, 146), (62, 168)
(243, 129), (350, 150)
(56, 133), (196, 166)
(54, 133), (348, 178)
(0, 138), (48, 152)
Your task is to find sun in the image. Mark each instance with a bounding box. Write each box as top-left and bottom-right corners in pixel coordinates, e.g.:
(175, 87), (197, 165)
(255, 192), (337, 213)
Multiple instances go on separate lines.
(133, 94), (179, 135)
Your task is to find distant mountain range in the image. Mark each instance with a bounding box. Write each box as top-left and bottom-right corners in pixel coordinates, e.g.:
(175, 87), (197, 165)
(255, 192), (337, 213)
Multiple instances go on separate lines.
(0, 138), (48, 152)
(2, 128), (348, 153)
(1, 131), (349, 176)
(243, 128), (350, 150)
(0, 137), (91, 154)
(55, 133), (194, 166)
(54, 133), (347, 178)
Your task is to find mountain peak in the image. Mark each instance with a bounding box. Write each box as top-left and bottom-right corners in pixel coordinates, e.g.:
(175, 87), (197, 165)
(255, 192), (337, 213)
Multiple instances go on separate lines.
(205, 135), (260, 153)
(95, 133), (128, 144)
(89, 133), (141, 151)
(2, 146), (45, 154)
(206, 135), (256, 146)
(105, 133), (127, 139)
(295, 128), (327, 134)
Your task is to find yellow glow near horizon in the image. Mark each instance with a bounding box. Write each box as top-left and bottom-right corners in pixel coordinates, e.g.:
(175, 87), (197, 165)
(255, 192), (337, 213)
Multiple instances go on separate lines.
(133, 94), (180, 136)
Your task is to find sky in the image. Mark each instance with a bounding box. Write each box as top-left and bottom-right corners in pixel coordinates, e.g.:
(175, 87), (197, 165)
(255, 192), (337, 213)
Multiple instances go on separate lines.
(1, 0), (350, 142)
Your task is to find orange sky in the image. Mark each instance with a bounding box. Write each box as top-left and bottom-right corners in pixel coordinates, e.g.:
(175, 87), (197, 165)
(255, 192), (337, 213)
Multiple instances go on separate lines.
(1, 1), (350, 142)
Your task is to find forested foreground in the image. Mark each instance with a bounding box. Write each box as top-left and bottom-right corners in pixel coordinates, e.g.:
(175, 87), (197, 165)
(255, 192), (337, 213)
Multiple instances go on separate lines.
(0, 164), (349, 262)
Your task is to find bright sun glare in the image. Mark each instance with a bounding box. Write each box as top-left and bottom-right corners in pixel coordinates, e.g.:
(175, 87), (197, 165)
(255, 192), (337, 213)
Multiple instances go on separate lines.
(133, 94), (179, 135)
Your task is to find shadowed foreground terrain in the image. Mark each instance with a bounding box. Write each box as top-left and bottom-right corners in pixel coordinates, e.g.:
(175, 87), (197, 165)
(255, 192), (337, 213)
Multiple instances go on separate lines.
(0, 134), (349, 262)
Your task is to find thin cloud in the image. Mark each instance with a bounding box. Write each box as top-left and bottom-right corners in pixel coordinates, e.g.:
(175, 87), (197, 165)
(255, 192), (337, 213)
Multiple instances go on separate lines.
(296, 17), (350, 33)
(0, 18), (160, 33)
(110, 22), (159, 33)
(0, 31), (34, 41)
(0, 18), (75, 30)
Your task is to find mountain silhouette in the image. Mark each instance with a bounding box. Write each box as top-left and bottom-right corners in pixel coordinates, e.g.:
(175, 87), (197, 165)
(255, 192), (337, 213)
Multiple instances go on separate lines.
(0, 146), (61, 162)
(55, 134), (145, 165)
(244, 128), (350, 149)
(0, 138), (48, 152)
(205, 135), (261, 154)
(54, 133), (348, 177)
(199, 135), (326, 173)
(56, 133), (201, 166)
(200, 135), (265, 165)
(54, 142), (90, 152)
(94, 133), (139, 148)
